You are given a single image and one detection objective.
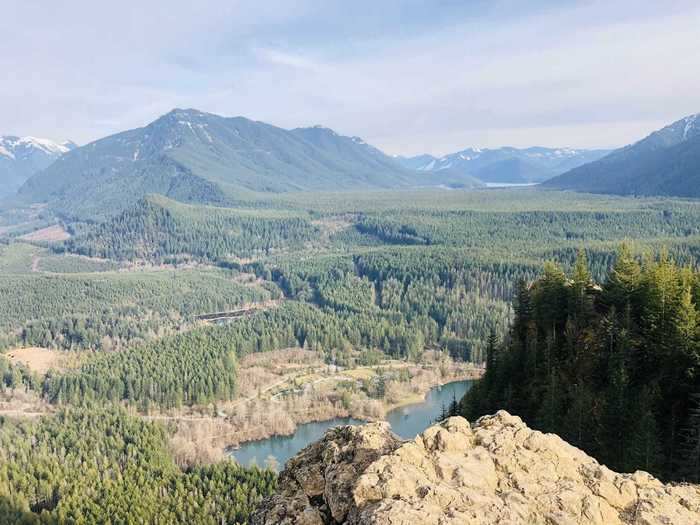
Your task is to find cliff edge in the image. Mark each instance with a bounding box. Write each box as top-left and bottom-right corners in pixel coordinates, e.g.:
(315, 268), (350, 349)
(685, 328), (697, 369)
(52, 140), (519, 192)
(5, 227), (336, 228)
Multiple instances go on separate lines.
(251, 411), (700, 525)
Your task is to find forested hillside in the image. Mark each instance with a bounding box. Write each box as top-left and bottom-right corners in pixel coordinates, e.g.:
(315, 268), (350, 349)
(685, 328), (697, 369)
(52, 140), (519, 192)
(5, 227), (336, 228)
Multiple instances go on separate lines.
(462, 247), (700, 482)
(61, 194), (318, 262)
(3, 189), (700, 523)
(0, 265), (275, 351)
(5, 4), (700, 523)
(0, 407), (275, 524)
(545, 113), (700, 197)
(17, 109), (421, 219)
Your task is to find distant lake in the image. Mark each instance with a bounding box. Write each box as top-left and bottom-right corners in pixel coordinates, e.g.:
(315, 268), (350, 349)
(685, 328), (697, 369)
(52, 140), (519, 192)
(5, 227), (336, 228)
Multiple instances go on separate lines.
(484, 182), (539, 188)
(230, 379), (473, 471)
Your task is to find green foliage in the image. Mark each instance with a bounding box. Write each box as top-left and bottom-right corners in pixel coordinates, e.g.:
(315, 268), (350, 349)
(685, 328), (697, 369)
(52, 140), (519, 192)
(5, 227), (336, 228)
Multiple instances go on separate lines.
(255, 248), (515, 362)
(43, 326), (239, 408)
(0, 355), (41, 393)
(36, 254), (122, 273)
(0, 406), (275, 524)
(462, 247), (700, 482)
(18, 109), (419, 220)
(41, 299), (470, 408)
(317, 272), (376, 313)
(0, 242), (43, 273)
(0, 268), (274, 351)
(62, 195), (319, 261)
(352, 208), (700, 249)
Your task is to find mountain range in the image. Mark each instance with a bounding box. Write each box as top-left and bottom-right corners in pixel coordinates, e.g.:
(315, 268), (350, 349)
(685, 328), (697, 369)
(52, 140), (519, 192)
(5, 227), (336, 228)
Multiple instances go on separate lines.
(17, 109), (434, 219)
(0, 136), (76, 198)
(544, 113), (700, 197)
(14, 109), (613, 219)
(9, 110), (700, 219)
(395, 146), (611, 185)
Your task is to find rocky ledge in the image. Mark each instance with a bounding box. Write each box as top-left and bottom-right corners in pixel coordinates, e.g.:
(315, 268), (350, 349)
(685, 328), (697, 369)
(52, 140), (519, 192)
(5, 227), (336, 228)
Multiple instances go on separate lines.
(251, 411), (700, 525)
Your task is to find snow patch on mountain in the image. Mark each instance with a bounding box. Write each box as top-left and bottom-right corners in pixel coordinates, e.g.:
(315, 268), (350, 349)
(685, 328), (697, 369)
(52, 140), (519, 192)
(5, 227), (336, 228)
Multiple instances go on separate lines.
(0, 144), (15, 160)
(0, 136), (73, 157)
(683, 114), (698, 141)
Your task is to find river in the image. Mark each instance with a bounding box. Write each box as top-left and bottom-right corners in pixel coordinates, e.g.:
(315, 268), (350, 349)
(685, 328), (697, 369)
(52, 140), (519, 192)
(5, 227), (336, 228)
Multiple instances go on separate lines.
(230, 379), (473, 471)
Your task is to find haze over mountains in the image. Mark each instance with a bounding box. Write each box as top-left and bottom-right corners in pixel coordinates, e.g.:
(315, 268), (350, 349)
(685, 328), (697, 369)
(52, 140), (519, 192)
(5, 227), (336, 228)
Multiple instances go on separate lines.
(17, 109), (428, 218)
(11, 109), (613, 219)
(395, 147), (611, 185)
(0, 136), (76, 198)
(545, 113), (700, 197)
(5, 109), (700, 220)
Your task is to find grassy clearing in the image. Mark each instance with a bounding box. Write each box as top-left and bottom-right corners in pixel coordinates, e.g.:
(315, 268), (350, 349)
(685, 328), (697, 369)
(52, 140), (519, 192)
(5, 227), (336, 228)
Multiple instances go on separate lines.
(19, 224), (70, 242)
(4, 346), (73, 374)
(0, 242), (44, 273)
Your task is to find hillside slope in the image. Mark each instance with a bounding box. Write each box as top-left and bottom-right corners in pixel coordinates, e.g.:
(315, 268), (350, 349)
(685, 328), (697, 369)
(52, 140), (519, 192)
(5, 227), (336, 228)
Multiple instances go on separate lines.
(252, 414), (700, 525)
(544, 113), (700, 197)
(62, 194), (318, 261)
(0, 136), (75, 198)
(19, 109), (422, 219)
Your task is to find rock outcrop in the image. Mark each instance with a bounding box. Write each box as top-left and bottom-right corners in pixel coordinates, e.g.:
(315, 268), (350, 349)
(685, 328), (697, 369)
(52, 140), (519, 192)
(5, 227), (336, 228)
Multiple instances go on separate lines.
(251, 411), (700, 525)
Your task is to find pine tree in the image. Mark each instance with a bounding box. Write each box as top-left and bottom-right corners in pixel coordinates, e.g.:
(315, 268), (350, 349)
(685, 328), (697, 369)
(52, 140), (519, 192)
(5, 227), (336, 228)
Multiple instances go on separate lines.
(677, 394), (700, 482)
(602, 243), (641, 312)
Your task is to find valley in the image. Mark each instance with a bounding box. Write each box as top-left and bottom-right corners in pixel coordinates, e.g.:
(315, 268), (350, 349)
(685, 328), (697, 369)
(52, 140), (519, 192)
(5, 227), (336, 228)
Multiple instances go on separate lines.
(4, 4), (700, 522)
(2, 172), (700, 523)
(162, 348), (479, 466)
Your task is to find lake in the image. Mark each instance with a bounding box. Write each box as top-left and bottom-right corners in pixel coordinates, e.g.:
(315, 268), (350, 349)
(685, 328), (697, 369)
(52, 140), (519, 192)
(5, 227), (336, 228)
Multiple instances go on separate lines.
(230, 379), (473, 471)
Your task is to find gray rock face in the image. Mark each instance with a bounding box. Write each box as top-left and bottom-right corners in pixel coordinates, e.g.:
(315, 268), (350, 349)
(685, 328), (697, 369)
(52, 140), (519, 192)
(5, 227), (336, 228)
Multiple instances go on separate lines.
(252, 411), (700, 525)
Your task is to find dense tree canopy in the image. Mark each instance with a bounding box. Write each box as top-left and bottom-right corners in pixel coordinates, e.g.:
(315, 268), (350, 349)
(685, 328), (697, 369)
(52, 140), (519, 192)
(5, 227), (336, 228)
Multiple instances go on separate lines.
(0, 407), (275, 524)
(462, 247), (700, 482)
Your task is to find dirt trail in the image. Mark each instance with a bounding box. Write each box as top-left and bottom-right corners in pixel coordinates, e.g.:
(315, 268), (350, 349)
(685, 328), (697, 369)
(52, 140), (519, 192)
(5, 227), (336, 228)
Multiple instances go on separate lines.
(31, 255), (40, 272)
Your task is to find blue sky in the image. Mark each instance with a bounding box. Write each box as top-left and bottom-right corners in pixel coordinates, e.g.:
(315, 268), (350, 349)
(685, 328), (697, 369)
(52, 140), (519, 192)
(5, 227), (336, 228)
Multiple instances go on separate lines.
(3, 0), (700, 155)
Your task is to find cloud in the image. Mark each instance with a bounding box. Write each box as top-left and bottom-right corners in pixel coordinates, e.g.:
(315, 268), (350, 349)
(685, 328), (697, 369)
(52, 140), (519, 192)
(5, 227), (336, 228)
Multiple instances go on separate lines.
(253, 48), (319, 71)
(2, 0), (699, 155)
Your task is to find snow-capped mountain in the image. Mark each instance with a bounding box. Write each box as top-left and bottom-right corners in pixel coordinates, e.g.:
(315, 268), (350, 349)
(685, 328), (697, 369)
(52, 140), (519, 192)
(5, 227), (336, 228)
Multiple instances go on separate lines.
(0, 136), (76, 198)
(545, 113), (700, 197)
(18, 109), (427, 218)
(396, 146), (611, 184)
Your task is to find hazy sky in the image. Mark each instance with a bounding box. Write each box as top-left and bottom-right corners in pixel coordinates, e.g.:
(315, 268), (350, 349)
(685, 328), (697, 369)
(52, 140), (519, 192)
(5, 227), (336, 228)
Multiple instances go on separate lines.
(3, 0), (700, 155)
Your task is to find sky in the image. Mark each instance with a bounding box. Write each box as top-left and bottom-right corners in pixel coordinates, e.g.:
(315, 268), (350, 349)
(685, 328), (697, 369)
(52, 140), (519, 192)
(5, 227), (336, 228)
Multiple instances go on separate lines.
(3, 0), (700, 156)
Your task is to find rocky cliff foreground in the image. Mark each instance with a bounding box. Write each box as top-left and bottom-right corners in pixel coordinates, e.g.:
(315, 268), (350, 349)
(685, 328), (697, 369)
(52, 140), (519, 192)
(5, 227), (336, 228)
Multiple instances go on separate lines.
(252, 411), (700, 525)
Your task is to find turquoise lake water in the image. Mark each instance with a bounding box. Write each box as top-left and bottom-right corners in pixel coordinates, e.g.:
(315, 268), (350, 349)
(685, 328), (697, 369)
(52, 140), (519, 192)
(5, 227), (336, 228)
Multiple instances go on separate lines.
(230, 379), (473, 471)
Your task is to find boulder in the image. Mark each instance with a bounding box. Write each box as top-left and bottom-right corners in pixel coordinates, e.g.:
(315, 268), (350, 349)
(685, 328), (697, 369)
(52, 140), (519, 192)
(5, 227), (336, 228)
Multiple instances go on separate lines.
(252, 411), (700, 524)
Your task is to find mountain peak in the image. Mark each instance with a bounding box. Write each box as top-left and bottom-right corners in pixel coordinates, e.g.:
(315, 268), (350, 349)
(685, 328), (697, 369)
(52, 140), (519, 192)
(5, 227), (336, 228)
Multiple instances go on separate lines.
(166, 108), (208, 117)
(0, 135), (75, 198)
(544, 112), (700, 197)
(17, 110), (421, 218)
(395, 146), (610, 183)
(642, 112), (700, 147)
(295, 124), (339, 136)
(0, 135), (73, 157)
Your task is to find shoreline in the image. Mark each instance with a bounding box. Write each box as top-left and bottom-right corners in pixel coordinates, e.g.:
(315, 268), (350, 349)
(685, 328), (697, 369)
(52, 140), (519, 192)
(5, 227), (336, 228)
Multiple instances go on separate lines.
(221, 368), (482, 453)
(148, 355), (485, 466)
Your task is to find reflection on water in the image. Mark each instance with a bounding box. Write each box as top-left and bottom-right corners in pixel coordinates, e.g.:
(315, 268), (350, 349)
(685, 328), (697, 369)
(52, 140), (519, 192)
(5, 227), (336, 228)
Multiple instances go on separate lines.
(230, 417), (364, 471)
(230, 379), (473, 471)
(385, 379), (472, 439)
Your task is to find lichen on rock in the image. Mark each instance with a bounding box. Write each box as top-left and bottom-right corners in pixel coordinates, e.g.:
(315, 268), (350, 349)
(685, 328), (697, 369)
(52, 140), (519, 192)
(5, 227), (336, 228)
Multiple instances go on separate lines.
(251, 411), (700, 524)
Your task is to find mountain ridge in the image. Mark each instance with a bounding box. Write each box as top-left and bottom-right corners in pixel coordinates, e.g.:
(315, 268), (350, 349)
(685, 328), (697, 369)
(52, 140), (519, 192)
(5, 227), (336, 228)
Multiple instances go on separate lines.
(18, 109), (430, 219)
(396, 146), (611, 184)
(0, 135), (76, 198)
(544, 113), (700, 197)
